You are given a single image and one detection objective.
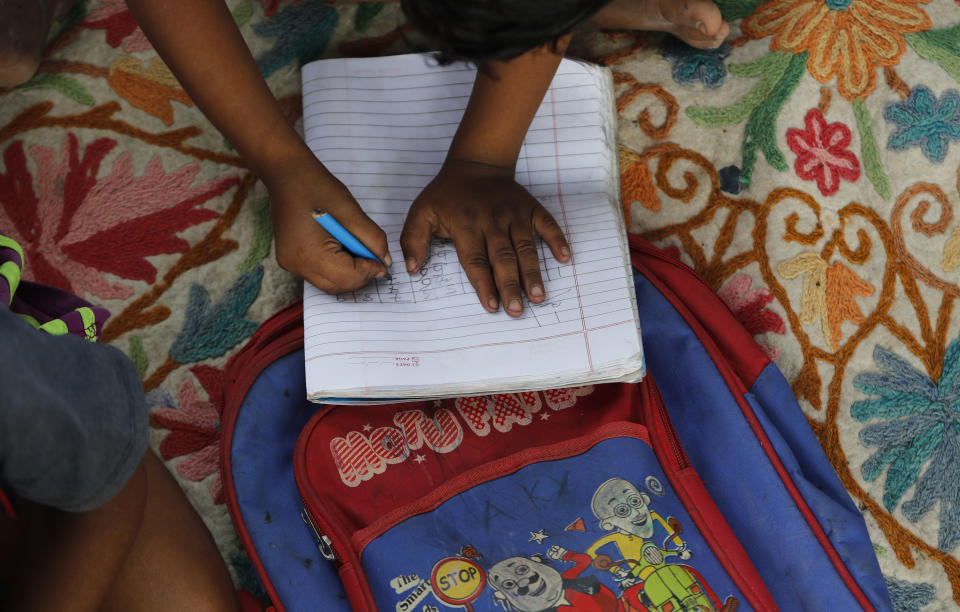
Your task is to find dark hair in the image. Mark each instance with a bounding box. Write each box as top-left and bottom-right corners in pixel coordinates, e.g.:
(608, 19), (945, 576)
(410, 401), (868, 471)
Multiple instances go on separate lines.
(401, 0), (610, 64)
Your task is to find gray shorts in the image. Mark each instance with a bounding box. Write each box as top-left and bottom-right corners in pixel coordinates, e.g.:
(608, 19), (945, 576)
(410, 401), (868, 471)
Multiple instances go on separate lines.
(0, 307), (148, 512)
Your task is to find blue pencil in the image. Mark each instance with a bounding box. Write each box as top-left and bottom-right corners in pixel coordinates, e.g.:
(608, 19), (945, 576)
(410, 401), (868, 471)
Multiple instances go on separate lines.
(312, 208), (392, 280)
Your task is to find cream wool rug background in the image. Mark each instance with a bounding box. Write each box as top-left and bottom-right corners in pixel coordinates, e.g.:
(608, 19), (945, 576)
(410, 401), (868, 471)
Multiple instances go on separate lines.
(1, 0), (958, 608)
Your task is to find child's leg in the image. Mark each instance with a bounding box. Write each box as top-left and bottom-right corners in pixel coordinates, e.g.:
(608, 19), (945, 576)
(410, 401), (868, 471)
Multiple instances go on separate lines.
(0, 0), (73, 88)
(0, 450), (236, 611)
(1, 459), (147, 610)
(100, 450), (237, 611)
(589, 0), (730, 49)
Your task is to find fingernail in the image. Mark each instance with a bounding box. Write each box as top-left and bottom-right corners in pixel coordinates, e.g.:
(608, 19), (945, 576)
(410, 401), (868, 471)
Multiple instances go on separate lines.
(697, 21), (707, 34)
(487, 297), (499, 311)
(508, 298), (522, 313)
(375, 270), (386, 279)
(383, 253), (393, 267)
(530, 284), (544, 298)
(405, 257), (418, 273)
(560, 246), (571, 259)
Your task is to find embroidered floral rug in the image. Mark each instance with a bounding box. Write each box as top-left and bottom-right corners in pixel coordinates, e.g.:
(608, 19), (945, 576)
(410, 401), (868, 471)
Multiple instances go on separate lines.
(1, 0), (958, 608)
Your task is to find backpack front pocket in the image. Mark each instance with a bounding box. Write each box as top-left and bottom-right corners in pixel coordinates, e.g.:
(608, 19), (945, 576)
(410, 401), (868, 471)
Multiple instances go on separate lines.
(357, 422), (750, 612)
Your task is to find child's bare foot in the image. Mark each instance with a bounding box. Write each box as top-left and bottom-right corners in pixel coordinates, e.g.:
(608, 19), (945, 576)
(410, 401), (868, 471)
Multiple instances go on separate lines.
(0, 0), (71, 88)
(590, 0), (729, 49)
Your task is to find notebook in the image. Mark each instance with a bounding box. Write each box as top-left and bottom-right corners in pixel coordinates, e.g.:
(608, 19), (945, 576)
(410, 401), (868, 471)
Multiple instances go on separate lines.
(300, 53), (643, 403)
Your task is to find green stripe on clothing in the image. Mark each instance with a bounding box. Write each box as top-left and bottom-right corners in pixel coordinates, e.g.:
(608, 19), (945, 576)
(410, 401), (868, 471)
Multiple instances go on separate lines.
(0, 235), (24, 261)
(0, 261), (21, 303)
(16, 313), (69, 336)
(77, 307), (99, 341)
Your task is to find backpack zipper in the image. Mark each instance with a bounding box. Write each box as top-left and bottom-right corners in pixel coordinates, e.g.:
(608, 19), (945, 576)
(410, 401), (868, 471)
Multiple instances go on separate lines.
(647, 375), (691, 471)
(301, 505), (339, 564)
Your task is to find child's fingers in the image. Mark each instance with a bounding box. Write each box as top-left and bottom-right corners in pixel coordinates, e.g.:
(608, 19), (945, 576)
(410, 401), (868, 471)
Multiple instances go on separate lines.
(532, 206), (570, 263)
(399, 203), (437, 275)
(485, 231), (524, 317)
(330, 202), (392, 266)
(451, 230), (500, 313)
(301, 242), (383, 294)
(511, 224), (545, 304)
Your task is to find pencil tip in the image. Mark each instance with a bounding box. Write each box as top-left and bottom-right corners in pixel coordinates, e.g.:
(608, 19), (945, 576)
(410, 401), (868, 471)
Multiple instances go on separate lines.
(311, 208), (325, 217)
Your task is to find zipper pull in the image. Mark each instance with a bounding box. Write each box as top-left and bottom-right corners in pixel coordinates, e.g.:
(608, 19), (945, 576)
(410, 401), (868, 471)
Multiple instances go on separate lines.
(301, 508), (338, 563)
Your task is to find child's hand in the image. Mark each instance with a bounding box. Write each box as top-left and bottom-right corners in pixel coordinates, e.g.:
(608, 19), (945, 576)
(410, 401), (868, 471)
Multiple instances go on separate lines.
(400, 159), (570, 316)
(265, 160), (390, 293)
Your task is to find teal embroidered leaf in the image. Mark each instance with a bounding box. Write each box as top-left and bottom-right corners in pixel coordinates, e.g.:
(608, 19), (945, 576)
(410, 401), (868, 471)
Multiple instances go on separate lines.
(900, 423), (960, 551)
(853, 98), (891, 199)
(712, 0), (765, 22)
(884, 577), (936, 612)
(687, 51), (792, 126)
(129, 335), (149, 379)
(851, 394), (936, 421)
(905, 27), (960, 84)
(940, 330), (960, 399)
(239, 199), (273, 273)
(232, 1), (254, 27)
(853, 337), (960, 551)
(354, 3), (385, 32)
(862, 421), (940, 509)
(169, 266), (264, 363)
(254, 1), (339, 78)
(17, 73), (95, 106)
(739, 52), (807, 187)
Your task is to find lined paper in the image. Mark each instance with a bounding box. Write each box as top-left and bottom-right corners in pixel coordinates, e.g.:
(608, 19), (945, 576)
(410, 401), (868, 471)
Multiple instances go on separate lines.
(301, 53), (642, 401)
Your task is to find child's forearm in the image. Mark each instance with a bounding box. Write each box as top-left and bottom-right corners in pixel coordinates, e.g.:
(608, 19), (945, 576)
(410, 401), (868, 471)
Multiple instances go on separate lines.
(447, 37), (570, 168)
(127, 0), (391, 292)
(126, 0), (319, 185)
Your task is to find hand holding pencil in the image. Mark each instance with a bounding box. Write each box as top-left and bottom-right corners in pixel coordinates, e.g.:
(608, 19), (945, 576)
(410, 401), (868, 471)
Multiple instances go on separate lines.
(312, 208), (392, 281)
(264, 161), (392, 294)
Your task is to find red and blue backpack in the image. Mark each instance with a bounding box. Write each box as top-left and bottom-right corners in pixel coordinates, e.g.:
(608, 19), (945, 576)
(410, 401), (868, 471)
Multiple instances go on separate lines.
(221, 236), (893, 611)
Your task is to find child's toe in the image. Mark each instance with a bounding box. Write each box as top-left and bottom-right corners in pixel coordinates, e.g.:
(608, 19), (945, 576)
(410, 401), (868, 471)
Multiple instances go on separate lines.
(685, 20), (730, 49)
(0, 51), (42, 89)
(671, 0), (726, 37)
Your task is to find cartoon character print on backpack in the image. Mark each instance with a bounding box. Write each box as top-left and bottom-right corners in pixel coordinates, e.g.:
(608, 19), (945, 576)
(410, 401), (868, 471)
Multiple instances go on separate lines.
(487, 548), (621, 611)
(381, 471), (741, 612)
(484, 476), (739, 612)
(582, 477), (738, 612)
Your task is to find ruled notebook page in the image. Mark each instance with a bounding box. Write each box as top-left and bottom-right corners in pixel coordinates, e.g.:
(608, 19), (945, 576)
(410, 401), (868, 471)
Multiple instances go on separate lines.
(300, 53), (642, 400)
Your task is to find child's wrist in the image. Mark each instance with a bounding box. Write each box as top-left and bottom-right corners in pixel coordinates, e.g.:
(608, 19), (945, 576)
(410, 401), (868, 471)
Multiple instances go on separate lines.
(446, 131), (522, 171)
(242, 116), (319, 183)
(253, 145), (327, 189)
(443, 153), (517, 174)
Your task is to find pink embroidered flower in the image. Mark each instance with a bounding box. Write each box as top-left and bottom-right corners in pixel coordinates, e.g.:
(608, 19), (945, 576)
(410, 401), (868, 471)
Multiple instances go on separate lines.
(85, 0), (151, 53)
(718, 274), (786, 359)
(152, 366), (226, 504)
(786, 109), (861, 196)
(0, 135), (238, 300)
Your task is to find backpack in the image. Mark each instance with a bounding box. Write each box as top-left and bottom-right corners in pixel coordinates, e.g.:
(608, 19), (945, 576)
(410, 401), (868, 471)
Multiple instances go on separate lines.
(220, 236), (893, 611)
